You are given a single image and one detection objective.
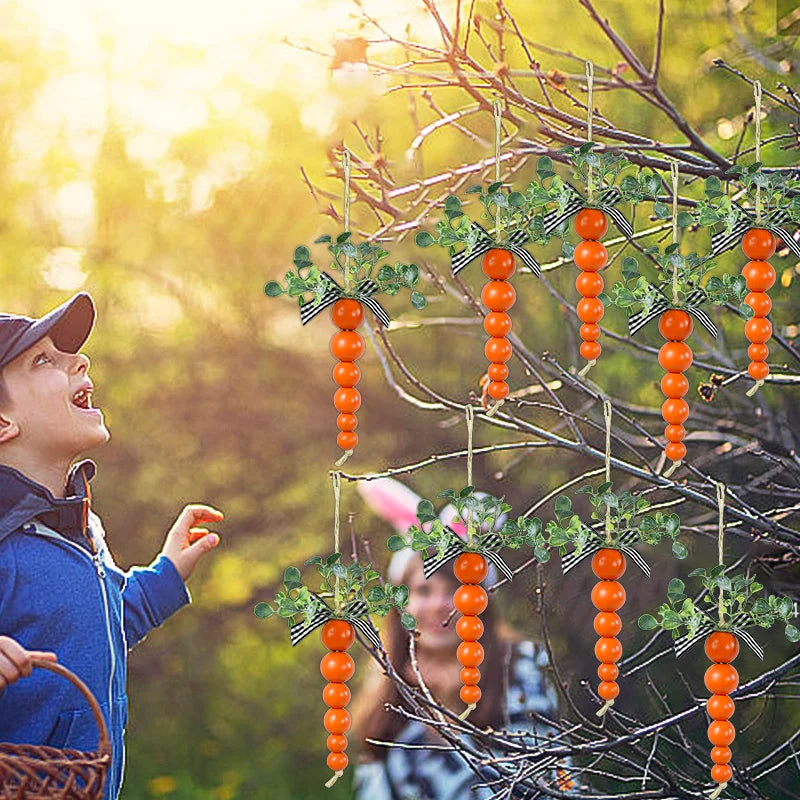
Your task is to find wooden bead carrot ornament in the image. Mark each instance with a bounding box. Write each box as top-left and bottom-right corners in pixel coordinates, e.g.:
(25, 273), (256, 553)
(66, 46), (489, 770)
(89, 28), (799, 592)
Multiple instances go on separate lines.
(264, 148), (426, 464)
(639, 482), (799, 798)
(416, 101), (544, 416)
(544, 61), (635, 376)
(387, 407), (546, 718)
(618, 161), (719, 477)
(254, 472), (415, 788)
(547, 400), (686, 715)
(701, 81), (800, 397)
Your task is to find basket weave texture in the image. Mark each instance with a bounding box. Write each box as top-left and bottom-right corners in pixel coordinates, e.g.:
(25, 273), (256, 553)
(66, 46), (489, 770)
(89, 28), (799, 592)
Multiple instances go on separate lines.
(0, 658), (111, 799)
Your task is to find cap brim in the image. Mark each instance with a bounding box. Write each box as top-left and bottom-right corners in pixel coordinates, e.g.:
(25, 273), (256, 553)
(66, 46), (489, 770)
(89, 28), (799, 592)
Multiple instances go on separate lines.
(2, 293), (95, 366)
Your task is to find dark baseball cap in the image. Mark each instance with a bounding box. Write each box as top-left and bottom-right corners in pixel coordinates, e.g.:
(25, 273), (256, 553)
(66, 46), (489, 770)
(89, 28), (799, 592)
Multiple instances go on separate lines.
(0, 292), (95, 370)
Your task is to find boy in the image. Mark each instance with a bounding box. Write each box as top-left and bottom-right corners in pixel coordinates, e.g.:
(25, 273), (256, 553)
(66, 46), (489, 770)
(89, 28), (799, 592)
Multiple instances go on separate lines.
(0, 291), (223, 799)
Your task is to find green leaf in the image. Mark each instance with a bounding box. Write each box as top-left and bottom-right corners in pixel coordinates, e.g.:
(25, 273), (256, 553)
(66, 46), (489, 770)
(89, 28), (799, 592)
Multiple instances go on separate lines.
(786, 623), (800, 642)
(387, 535), (407, 552)
(415, 231), (435, 248)
(488, 181), (503, 193)
(264, 281), (284, 297)
(676, 211), (694, 228)
(536, 156), (553, 177)
(554, 496), (572, 520)
(401, 612), (417, 630)
(508, 191), (526, 207)
(622, 257), (639, 281)
(653, 202), (670, 219)
(314, 234), (332, 244)
(336, 232), (352, 244)
(283, 566), (303, 589)
(672, 541), (688, 559)
(411, 291), (427, 310)
(253, 602), (274, 619)
(466, 185), (483, 194)
(638, 614), (658, 630)
(418, 499), (435, 517)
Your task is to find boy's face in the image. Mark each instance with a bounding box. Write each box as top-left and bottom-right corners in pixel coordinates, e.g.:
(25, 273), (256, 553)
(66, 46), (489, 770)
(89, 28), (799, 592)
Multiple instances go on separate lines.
(0, 335), (109, 458)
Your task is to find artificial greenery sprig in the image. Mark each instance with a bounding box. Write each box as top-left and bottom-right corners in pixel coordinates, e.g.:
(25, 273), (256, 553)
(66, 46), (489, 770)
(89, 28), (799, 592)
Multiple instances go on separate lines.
(254, 553), (416, 631)
(387, 486), (547, 562)
(556, 142), (635, 200)
(545, 482), (686, 559)
(638, 568), (800, 642)
(265, 232), (427, 310)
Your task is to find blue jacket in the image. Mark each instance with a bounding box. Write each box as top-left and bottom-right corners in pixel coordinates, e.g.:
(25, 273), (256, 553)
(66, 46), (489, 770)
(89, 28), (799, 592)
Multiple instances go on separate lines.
(0, 459), (190, 799)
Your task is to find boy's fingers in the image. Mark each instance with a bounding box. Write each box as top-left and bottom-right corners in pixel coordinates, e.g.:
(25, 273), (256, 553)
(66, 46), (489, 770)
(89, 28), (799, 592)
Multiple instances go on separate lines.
(0, 638), (31, 675)
(0, 652), (21, 683)
(181, 505), (224, 524)
(27, 651), (58, 664)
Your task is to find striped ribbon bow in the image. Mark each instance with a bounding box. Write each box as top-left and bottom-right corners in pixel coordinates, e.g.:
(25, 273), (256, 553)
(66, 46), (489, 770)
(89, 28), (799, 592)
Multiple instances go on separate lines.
(673, 612), (764, 660)
(288, 592), (382, 649)
(560, 527), (651, 577)
(421, 526), (514, 582)
(542, 182), (634, 240)
(628, 284), (718, 339)
(450, 222), (541, 277)
(709, 203), (800, 261)
(299, 272), (391, 328)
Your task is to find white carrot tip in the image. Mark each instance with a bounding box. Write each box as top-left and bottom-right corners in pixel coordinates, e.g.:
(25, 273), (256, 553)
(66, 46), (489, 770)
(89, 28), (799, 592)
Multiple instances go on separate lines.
(596, 699), (614, 717)
(459, 703), (477, 720)
(485, 399), (505, 418)
(746, 379), (764, 397)
(325, 770), (344, 789)
(709, 782), (727, 799)
(663, 459), (682, 479)
(334, 449), (353, 467)
(578, 359), (596, 377)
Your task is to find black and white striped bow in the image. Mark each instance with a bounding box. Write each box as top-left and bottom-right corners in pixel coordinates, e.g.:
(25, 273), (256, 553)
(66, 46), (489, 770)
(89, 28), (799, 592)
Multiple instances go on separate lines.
(450, 222), (541, 278)
(628, 285), (718, 339)
(542, 183), (634, 240)
(560, 527), (651, 577)
(299, 272), (391, 328)
(422, 526), (514, 582)
(709, 203), (800, 261)
(673, 612), (764, 660)
(288, 592), (382, 649)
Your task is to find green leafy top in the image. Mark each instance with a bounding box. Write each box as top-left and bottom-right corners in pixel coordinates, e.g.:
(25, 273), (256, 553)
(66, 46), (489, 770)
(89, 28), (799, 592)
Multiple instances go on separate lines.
(253, 553), (416, 632)
(264, 231), (427, 311)
(545, 482), (687, 559)
(695, 166), (800, 233)
(556, 142), (635, 200)
(638, 568), (799, 643)
(387, 486), (548, 564)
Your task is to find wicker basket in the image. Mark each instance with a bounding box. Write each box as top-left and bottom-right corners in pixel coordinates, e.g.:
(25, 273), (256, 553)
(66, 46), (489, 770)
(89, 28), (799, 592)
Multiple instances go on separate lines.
(0, 657), (111, 799)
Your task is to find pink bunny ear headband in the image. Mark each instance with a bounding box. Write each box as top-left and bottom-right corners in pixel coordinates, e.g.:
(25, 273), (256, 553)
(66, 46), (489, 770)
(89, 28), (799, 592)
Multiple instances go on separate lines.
(357, 477), (506, 585)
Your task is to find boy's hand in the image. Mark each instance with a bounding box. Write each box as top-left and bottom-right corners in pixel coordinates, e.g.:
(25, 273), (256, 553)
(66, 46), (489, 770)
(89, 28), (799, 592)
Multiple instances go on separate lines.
(161, 504), (224, 582)
(0, 636), (57, 692)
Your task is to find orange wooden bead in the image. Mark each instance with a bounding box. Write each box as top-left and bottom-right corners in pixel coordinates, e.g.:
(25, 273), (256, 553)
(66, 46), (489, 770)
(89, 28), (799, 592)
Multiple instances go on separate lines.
(748, 361), (769, 381)
(661, 372), (689, 398)
(454, 553), (489, 584)
(482, 249), (516, 280)
(742, 260), (776, 291)
(577, 297), (604, 323)
(747, 343), (769, 362)
(337, 413), (358, 432)
(321, 620), (355, 651)
(580, 323), (601, 342)
(744, 317), (772, 344)
(460, 667), (481, 685)
(708, 720), (736, 747)
(333, 361), (361, 388)
(594, 612), (622, 638)
(485, 337), (512, 363)
(591, 581), (626, 611)
(453, 585), (488, 615)
(484, 311), (512, 338)
(705, 632), (740, 663)
(320, 652), (355, 683)
(327, 752), (349, 771)
(488, 381), (509, 400)
(592, 549), (626, 580)
(456, 616), (485, 645)
(711, 746), (732, 765)
(597, 663), (619, 682)
(323, 682), (352, 709)
(487, 363), (509, 381)
(598, 681), (620, 700)
(334, 387), (361, 414)
(331, 299), (364, 330)
(664, 424), (686, 442)
(460, 684), (482, 705)
(741, 228), (777, 260)
(573, 240), (608, 271)
(327, 734), (348, 753)
(711, 763), (733, 784)
(705, 664), (739, 696)
(594, 637), (623, 664)
(337, 431), (358, 450)
(575, 271), (604, 297)
(658, 341), (693, 373)
(324, 708), (352, 734)
(481, 281), (516, 311)
(744, 291), (772, 317)
(574, 208), (608, 240)
(658, 309), (693, 341)
(580, 341), (602, 361)
(457, 641), (485, 667)
(330, 330), (365, 361)
(665, 442), (686, 462)
(662, 398), (690, 425)
(707, 694), (735, 720)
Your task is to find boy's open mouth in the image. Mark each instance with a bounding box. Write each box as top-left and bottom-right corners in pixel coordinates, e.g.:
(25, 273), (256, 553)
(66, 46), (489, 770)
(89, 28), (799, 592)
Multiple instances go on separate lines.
(71, 387), (95, 411)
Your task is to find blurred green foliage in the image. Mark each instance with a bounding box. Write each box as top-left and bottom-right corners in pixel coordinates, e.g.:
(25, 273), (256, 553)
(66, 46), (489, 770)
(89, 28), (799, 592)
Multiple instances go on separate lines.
(0, 0), (797, 797)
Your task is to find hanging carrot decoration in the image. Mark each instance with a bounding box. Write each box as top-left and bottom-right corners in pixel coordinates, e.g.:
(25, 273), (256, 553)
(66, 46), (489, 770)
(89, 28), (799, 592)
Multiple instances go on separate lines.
(545, 61), (635, 376)
(254, 472), (415, 788)
(619, 160), (719, 477)
(264, 148), (426, 464)
(701, 81), (800, 397)
(388, 408), (546, 718)
(639, 481), (800, 799)
(548, 401), (684, 716)
(416, 101), (543, 417)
